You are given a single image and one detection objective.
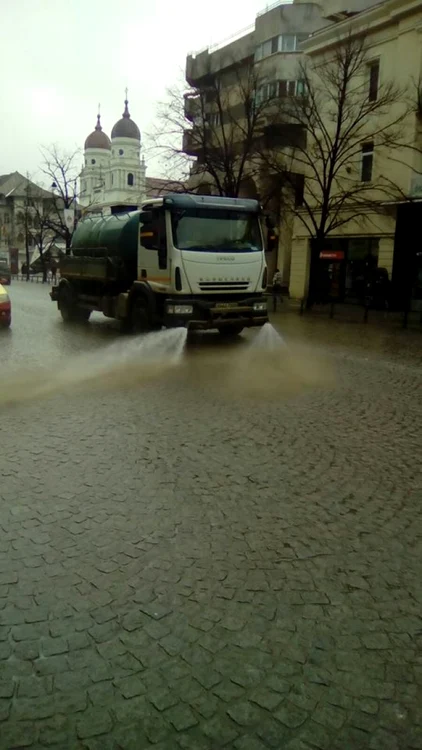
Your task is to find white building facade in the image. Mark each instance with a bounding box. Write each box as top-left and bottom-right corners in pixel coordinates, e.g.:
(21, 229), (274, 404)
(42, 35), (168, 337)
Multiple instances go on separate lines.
(80, 98), (146, 211)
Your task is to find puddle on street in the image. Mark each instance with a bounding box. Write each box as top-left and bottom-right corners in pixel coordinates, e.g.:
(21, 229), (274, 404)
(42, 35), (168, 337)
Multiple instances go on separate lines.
(0, 323), (334, 408)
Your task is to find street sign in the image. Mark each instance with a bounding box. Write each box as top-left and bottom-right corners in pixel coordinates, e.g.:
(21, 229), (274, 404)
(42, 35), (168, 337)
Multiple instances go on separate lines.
(319, 251), (344, 260)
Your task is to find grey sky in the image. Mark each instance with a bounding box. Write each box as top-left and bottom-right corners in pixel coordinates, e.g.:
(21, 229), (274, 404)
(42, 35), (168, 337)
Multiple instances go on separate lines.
(0, 0), (273, 182)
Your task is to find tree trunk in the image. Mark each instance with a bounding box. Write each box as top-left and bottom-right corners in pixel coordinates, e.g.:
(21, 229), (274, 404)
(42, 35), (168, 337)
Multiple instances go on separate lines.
(40, 252), (47, 283)
(25, 233), (30, 282)
(307, 236), (325, 309)
(65, 230), (72, 255)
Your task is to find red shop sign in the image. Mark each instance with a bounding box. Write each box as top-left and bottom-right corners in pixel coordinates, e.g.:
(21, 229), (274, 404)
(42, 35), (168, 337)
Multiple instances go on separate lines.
(319, 251), (345, 261)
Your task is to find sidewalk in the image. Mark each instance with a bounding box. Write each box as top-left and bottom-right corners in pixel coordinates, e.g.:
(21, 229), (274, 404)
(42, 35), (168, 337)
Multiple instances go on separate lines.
(269, 305), (422, 367)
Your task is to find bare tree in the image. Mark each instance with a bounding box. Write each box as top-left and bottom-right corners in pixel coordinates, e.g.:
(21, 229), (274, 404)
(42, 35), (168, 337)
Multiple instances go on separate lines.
(16, 181), (56, 281)
(16, 178), (40, 281)
(261, 33), (409, 301)
(30, 201), (57, 283)
(40, 145), (80, 254)
(150, 62), (284, 198)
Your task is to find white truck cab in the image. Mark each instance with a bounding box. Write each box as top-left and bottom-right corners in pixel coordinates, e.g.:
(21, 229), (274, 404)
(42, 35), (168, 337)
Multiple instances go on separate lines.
(138, 193), (268, 334)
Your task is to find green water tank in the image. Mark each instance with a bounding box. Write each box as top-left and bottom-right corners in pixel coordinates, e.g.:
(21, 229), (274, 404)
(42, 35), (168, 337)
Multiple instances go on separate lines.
(71, 211), (141, 260)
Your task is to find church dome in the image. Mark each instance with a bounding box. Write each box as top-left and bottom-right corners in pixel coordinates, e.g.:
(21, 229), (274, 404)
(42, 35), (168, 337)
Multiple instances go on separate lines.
(85, 115), (111, 150)
(111, 98), (140, 140)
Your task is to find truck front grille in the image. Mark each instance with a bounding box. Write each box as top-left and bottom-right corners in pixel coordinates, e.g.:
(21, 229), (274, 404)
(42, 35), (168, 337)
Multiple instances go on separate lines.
(199, 281), (249, 291)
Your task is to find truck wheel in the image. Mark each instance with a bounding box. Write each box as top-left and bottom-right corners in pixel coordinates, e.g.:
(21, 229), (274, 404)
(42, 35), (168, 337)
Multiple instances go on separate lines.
(131, 296), (150, 334)
(218, 325), (244, 337)
(59, 286), (90, 324)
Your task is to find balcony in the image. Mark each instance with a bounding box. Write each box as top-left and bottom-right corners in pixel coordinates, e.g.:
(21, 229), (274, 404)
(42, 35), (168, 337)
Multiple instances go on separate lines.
(262, 122), (306, 150)
(183, 129), (201, 156)
(409, 173), (422, 198)
(184, 94), (200, 122)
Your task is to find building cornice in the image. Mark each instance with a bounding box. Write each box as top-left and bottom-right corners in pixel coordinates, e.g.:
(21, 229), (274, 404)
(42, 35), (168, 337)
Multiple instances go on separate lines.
(302, 0), (422, 55)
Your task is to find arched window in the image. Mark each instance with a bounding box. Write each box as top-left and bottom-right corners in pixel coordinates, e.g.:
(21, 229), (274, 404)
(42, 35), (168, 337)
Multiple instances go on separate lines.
(91, 158), (96, 165)
(127, 173), (134, 186)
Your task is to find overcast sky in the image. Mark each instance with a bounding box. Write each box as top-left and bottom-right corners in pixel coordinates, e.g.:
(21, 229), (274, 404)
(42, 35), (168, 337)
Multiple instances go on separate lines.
(0, 0), (276, 182)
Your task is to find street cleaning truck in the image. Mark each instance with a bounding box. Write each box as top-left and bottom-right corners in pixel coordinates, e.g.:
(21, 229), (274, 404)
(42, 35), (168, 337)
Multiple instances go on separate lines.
(51, 193), (268, 335)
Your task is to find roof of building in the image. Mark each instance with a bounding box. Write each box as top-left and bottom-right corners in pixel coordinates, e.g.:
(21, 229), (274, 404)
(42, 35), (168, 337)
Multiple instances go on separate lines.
(85, 114), (111, 151)
(111, 98), (141, 140)
(0, 172), (53, 200)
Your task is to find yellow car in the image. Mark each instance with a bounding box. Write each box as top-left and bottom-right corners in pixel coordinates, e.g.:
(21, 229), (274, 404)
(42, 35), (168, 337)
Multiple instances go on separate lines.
(0, 283), (11, 328)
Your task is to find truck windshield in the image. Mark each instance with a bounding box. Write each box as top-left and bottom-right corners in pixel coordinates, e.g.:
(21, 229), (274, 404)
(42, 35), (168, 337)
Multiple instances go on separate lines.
(171, 208), (262, 253)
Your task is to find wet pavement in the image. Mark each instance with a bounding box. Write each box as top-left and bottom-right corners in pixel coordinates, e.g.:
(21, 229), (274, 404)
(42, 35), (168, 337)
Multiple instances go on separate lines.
(0, 281), (421, 750)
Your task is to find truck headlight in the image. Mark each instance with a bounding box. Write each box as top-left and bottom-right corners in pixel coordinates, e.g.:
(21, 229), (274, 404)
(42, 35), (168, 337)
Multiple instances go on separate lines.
(167, 304), (193, 315)
(253, 301), (267, 312)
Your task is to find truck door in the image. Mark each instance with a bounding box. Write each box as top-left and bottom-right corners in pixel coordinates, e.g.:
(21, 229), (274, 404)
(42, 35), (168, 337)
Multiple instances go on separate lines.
(139, 208), (169, 284)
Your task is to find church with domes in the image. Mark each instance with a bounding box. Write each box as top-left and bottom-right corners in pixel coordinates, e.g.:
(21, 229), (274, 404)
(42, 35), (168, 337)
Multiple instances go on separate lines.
(79, 95), (146, 212)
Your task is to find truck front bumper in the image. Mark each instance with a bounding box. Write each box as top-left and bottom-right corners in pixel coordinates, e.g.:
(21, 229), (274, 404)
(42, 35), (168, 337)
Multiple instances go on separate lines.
(163, 296), (268, 331)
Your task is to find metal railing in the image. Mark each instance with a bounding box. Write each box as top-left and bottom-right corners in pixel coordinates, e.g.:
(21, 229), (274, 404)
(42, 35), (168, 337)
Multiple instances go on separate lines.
(11, 273), (60, 283)
(188, 24), (255, 58)
(257, 0), (293, 17)
(187, 0), (294, 59)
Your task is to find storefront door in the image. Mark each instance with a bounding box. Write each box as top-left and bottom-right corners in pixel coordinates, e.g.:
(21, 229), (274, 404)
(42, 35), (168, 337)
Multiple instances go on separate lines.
(344, 238), (379, 303)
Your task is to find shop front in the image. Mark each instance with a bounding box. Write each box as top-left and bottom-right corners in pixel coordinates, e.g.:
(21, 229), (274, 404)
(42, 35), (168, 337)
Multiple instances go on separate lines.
(308, 236), (388, 305)
(392, 202), (422, 313)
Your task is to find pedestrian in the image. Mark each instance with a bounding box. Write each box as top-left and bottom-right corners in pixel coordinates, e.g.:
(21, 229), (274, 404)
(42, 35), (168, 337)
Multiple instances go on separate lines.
(272, 268), (283, 312)
(50, 259), (58, 284)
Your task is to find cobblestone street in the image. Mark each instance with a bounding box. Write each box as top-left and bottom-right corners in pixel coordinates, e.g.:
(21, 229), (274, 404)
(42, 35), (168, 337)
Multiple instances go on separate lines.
(0, 282), (421, 750)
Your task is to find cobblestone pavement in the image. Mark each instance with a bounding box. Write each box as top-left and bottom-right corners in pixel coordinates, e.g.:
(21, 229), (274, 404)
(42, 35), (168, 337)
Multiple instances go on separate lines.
(0, 283), (421, 749)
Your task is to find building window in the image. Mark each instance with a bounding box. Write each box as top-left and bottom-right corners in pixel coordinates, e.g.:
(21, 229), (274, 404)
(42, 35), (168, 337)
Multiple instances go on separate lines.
(279, 80), (297, 97)
(368, 60), (380, 102)
(206, 112), (221, 127)
(91, 158), (96, 165)
(257, 79), (306, 103)
(119, 149), (124, 156)
(361, 143), (374, 182)
(127, 173), (134, 186)
(281, 34), (296, 52)
(111, 174), (114, 185)
(255, 33), (307, 61)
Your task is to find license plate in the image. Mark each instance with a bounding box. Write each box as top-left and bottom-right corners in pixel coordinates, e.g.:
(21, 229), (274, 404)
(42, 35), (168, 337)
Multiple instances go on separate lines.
(215, 302), (236, 310)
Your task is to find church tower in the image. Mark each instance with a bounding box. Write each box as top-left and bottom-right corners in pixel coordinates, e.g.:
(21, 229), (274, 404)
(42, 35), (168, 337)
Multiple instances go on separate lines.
(107, 93), (146, 205)
(80, 112), (111, 207)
